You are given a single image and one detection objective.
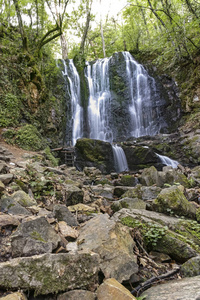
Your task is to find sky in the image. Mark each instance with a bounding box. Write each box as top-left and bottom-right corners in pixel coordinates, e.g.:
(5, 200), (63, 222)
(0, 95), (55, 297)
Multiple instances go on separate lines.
(92, 0), (128, 20)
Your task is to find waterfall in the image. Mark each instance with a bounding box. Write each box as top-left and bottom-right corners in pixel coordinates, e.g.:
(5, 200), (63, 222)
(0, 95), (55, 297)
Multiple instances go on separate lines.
(156, 153), (179, 168)
(112, 144), (129, 173)
(62, 59), (83, 146)
(122, 51), (161, 137)
(85, 58), (113, 143)
(85, 58), (129, 172)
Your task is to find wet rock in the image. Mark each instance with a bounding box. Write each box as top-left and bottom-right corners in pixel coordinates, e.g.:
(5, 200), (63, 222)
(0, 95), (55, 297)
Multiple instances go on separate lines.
(153, 185), (196, 219)
(181, 256), (200, 277)
(123, 146), (161, 172)
(97, 278), (137, 300)
(11, 216), (61, 257)
(0, 252), (100, 295)
(77, 214), (138, 282)
(53, 204), (78, 226)
(75, 138), (115, 174)
(12, 190), (37, 207)
(57, 290), (96, 300)
(141, 275), (200, 300)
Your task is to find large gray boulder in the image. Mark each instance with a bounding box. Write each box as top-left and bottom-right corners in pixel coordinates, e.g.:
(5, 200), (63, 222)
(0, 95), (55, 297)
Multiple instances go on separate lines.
(141, 275), (200, 300)
(57, 290), (96, 300)
(0, 252), (100, 295)
(77, 214), (138, 282)
(11, 216), (61, 257)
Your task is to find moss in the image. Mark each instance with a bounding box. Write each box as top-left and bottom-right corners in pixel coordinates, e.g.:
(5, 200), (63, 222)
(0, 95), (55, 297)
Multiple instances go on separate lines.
(0, 93), (21, 127)
(4, 124), (46, 151)
(30, 231), (46, 243)
(120, 175), (136, 186)
(44, 146), (59, 166)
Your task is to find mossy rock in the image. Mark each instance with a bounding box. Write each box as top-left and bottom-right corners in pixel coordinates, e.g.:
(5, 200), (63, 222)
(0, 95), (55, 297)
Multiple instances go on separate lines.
(75, 138), (115, 174)
(120, 175), (138, 186)
(153, 185), (196, 219)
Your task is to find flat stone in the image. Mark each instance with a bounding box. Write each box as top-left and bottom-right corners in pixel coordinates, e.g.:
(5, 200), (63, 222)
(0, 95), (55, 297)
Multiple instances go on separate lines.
(57, 290), (96, 300)
(0, 174), (13, 184)
(97, 278), (137, 300)
(0, 213), (20, 227)
(78, 214), (138, 282)
(141, 275), (200, 300)
(58, 221), (79, 239)
(68, 203), (96, 213)
(0, 252), (100, 295)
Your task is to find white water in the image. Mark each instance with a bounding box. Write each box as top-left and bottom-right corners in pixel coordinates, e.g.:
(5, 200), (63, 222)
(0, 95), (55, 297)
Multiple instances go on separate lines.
(156, 153), (179, 168)
(112, 144), (129, 173)
(85, 58), (113, 143)
(123, 51), (160, 137)
(85, 58), (128, 172)
(62, 59), (83, 146)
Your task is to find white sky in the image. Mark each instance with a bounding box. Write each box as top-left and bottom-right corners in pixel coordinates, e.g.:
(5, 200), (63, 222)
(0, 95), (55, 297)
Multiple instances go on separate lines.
(92, 0), (128, 20)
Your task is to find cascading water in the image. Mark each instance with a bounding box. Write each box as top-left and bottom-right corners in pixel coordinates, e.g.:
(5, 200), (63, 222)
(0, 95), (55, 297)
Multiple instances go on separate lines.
(112, 145), (129, 173)
(85, 58), (113, 142)
(156, 153), (179, 168)
(123, 51), (161, 137)
(62, 59), (83, 146)
(85, 58), (128, 172)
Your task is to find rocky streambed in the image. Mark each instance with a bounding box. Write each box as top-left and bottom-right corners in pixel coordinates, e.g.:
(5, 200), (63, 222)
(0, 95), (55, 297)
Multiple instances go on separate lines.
(1, 142), (200, 300)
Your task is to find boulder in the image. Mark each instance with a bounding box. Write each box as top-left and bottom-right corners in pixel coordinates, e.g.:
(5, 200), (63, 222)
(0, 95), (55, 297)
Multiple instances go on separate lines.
(113, 209), (198, 262)
(0, 252), (100, 295)
(0, 162), (9, 174)
(53, 204), (78, 226)
(75, 138), (115, 174)
(57, 290), (96, 300)
(77, 214), (138, 282)
(141, 275), (200, 300)
(123, 146), (161, 172)
(64, 184), (84, 206)
(111, 197), (146, 212)
(12, 190), (37, 207)
(181, 256), (200, 277)
(97, 278), (137, 300)
(119, 175), (138, 186)
(153, 185), (196, 219)
(11, 216), (61, 257)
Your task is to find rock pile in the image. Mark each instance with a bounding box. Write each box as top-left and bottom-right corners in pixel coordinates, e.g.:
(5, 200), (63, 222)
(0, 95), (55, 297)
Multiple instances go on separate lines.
(0, 144), (200, 299)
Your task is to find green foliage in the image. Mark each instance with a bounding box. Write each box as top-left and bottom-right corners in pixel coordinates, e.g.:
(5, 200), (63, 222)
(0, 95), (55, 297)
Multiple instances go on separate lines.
(15, 125), (45, 151)
(144, 223), (167, 247)
(121, 216), (167, 247)
(3, 124), (46, 151)
(44, 147), (59, 167)
(0, 93), (21, 127)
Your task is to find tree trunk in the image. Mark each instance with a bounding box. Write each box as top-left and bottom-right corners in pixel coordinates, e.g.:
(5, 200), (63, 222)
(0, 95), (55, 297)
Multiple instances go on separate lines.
(60, 33), (68, 59)
(13, 0), (28, 51)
